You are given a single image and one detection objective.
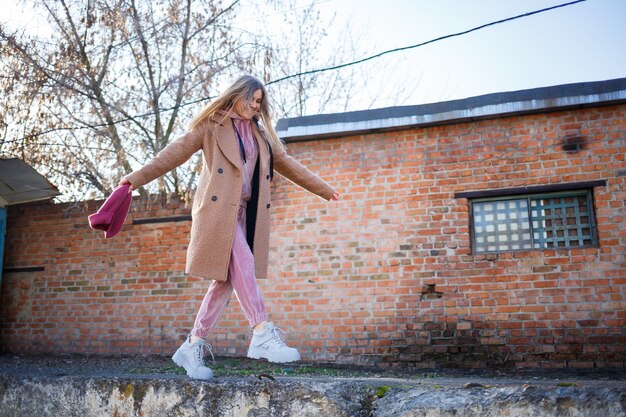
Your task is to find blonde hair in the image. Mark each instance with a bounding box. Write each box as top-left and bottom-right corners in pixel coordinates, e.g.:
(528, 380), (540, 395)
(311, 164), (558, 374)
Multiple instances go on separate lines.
(189, 75), (284, 152)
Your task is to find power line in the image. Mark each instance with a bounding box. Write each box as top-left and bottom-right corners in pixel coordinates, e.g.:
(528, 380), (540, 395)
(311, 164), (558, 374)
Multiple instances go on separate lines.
(267, 0), (588, 85)
(4, 0), (588, 142)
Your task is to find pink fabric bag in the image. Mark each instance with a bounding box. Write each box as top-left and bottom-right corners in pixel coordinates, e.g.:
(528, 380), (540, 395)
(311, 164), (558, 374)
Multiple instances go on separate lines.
(88, 184), (132, 238)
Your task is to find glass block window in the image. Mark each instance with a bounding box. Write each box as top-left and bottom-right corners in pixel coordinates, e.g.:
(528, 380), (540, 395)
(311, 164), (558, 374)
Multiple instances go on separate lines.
(473, 199), (532, 252)
(471, 190), (597, 254)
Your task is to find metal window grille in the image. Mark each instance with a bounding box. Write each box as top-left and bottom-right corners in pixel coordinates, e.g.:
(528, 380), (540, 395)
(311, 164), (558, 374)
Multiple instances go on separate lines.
(471, 190), (597, 254)
(531, 194), (594, 249)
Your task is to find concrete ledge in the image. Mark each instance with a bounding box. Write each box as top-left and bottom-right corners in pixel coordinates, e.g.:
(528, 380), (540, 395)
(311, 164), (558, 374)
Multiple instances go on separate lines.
(0, 375), (367, 417)
(1, 355), (625, 416)
(375, 385), (626, 417)
(1, 374), (625, 417)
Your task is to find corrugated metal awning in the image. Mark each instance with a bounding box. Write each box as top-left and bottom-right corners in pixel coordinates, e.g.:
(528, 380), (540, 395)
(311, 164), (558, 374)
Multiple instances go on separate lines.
(0, 158), (60, 206)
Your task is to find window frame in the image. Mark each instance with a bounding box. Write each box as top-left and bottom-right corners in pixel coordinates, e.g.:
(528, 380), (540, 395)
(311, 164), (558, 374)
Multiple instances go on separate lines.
(455, 180), (605, 255)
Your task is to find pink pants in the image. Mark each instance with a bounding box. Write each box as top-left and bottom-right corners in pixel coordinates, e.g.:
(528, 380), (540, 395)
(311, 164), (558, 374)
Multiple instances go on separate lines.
(190, 205), (267, 339)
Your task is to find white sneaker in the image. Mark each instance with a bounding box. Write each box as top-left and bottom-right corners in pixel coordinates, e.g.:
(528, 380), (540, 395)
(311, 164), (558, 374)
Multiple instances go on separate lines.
(247, 322), (301, 363)
(172, 337), (214, 380)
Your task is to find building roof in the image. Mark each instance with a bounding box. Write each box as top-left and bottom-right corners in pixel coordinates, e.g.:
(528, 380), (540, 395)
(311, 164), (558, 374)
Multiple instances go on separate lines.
(276, 78), (626, 142)
(0, 158), (60, 206)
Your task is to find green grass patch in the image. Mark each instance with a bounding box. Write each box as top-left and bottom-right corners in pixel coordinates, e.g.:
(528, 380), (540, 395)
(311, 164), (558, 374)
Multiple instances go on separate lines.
(374, 385), (391, 398)
(129, 366), (185, 375)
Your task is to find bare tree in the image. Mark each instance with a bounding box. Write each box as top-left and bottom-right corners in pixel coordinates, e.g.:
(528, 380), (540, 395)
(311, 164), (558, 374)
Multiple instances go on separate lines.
(263, 0), (365, 118)
(0, 0), (370, 201)
(1, 0), (249, 201)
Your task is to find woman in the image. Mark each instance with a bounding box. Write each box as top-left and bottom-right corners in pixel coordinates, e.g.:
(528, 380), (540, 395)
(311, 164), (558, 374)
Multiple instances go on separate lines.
(119, 75), (339, 380)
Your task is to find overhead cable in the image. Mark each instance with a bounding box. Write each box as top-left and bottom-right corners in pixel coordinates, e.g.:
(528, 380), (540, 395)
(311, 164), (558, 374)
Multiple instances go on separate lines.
(267, 0), (588, 85)
(5, 0), (588, 141)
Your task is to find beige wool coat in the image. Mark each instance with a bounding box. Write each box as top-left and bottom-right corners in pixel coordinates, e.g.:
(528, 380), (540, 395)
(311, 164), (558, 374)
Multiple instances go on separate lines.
(124, 115), (335, 281)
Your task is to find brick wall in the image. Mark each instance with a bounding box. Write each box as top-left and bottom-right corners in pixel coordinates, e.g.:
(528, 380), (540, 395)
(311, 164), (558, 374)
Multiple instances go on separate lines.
(1, 104), (625, 368)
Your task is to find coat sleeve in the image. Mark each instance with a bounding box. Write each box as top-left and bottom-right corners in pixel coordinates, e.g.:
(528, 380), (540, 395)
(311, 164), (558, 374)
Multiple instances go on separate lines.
(123, 127), (204, 189)
(273, 145), (335, 201)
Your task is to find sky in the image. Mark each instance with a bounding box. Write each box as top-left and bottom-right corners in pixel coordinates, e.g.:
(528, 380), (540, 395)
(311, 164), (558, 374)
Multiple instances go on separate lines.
(241, 0), (626, 111)
(3, 0), (626, 113)
(332, 0), (626, 109)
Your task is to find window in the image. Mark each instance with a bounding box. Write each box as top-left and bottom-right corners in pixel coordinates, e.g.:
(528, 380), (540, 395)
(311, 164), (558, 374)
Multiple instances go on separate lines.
(471, 190), (598, 253)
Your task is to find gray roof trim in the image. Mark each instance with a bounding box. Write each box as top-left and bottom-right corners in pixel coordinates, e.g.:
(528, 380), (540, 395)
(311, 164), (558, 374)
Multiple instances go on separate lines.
(276, 78), (626, 142)
(0, 158), (60, 206)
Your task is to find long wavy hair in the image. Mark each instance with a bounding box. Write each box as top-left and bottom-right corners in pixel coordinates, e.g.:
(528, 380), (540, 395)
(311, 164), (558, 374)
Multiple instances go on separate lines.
(188, 75), (284, 152)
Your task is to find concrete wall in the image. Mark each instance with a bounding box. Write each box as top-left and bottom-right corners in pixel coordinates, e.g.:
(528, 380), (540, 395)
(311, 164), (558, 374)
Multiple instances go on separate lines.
(1, 103), (625, 368)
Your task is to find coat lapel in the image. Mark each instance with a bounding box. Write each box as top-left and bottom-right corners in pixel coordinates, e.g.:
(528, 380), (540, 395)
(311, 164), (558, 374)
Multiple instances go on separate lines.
(214, 115), (270, 173)
(215, 122), (243, 169)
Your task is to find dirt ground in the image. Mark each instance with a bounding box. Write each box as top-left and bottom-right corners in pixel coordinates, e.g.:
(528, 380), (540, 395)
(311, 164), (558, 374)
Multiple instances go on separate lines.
(1, 353), (624, 389)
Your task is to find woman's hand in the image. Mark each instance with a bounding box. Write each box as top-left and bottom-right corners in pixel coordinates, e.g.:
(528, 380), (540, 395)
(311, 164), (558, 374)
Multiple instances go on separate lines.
(118, 179), (134, 193)
(331, 191), (340, 201)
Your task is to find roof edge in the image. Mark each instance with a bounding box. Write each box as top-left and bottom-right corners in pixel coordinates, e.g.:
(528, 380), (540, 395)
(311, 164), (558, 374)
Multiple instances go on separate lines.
(0, 158), (60, 206)
(276, 78), (626, 142)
